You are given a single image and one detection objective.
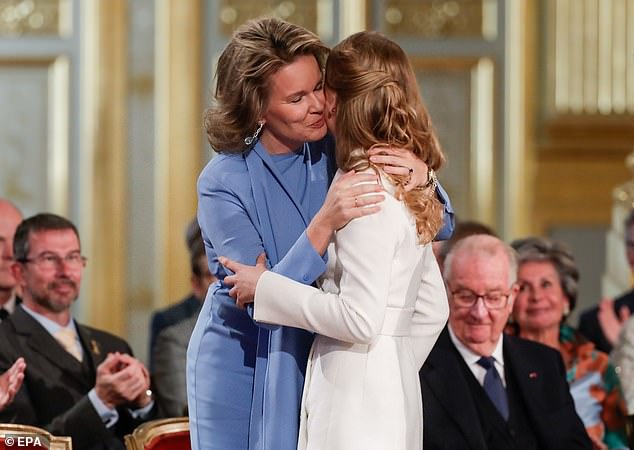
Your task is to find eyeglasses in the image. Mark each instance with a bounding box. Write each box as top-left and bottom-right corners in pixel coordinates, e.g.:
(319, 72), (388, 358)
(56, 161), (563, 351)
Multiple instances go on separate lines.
(450, 288), (512, 310)
(18, 252), (87, 270)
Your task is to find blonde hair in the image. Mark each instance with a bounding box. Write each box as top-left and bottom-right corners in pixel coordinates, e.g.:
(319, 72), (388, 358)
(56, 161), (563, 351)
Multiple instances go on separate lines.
(204, 18), (329, 153)
(325, 31), (445, 243)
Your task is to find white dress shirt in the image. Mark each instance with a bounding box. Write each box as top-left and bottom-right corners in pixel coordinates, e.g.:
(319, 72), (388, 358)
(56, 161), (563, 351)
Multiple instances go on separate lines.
(448, 324), (507, 387)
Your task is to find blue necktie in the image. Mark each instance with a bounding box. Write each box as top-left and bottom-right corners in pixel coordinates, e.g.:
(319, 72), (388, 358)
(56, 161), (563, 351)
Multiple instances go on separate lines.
(477, 356), (509, 420)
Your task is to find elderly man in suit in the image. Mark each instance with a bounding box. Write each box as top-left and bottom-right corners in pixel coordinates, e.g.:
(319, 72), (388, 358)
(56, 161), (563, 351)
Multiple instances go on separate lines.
(0, 213), (156, 449)
(419, 234), (591, 450)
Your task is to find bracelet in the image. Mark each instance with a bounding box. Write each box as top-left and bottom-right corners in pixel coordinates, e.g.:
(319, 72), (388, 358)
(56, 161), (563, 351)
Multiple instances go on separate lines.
(423, 168), (437, 190)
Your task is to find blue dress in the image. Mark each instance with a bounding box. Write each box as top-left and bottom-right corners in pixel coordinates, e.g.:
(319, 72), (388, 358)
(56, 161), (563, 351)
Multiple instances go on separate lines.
(187, 137), (336, 450)
(187, 135), (455, 450)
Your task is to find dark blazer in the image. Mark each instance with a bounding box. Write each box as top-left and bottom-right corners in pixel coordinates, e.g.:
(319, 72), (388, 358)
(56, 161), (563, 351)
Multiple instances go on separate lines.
(578, 288), (634, 353)
(0, 307), (156, 450)
(148, 294), (200, 372)
(420, 328), (591, 450)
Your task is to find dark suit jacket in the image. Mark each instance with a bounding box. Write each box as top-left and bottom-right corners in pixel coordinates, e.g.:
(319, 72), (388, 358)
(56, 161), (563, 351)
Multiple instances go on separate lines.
(148, 294), (200, 372)
(578, 288), (634, 353)
(0, 307), (156, 450)
(153, 313), (198, 417)
(420, 328), (591, 450)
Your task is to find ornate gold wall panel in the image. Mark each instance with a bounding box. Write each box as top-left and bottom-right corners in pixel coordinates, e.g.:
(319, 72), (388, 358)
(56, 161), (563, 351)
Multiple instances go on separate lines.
(154, 0), (202, 308)
(535, 0), (634, 235)
(410, 57), (496, 227)
(218, 0), (318, 34)
(534, 148), (631, 234)
(0, 0), (71, 36)
(382, 0), (497, 39)
(534, 116), (634, 233)
(548, 0), (634, 115)
(505, 0), (536, 238)
(80, 0), (128, 335)
(0, 57), (69, 216)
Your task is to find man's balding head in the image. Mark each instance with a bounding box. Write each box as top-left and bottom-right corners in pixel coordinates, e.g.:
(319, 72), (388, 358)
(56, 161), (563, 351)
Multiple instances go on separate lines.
(0, 199), (23, 301)
(444, 234), (519, 356)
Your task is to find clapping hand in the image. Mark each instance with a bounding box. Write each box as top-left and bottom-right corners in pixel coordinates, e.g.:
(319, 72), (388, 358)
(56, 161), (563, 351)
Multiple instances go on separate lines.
(95, 352), (152, 409)
(597, 298), (631, 347)
(0, 357), (26, 411)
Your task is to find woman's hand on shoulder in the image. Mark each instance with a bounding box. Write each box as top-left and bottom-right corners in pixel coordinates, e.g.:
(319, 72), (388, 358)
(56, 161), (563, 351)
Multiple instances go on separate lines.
(368, 146), (430, 192)
(220, 253), (268, 309)
(307, 171), (385, 255)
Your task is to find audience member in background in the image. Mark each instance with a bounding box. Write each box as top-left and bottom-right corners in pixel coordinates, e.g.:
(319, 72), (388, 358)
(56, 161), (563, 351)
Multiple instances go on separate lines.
(579, 209), (634, 353)
(611, 317), (634, 414)
(432, 219), (497, 273)
(148, 218), (210, 373)
(511, 237), (627, 450)
(0, 213), (157, 450)
(0, 198), (23, 320)
(153, 238), (216, 417)
(420, 234), (592, 450)
(0, 199), (27, 411)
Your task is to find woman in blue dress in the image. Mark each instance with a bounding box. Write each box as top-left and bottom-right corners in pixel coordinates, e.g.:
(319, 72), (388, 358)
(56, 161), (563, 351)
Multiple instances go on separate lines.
(186, 17), (453, 450)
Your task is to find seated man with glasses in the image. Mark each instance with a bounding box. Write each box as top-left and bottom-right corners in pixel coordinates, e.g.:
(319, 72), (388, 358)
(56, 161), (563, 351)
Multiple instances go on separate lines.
(419, 234), (591, 450)
(0, 213), (158, 450)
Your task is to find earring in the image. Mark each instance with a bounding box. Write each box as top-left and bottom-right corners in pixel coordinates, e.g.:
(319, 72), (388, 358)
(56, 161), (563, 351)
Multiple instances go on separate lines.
(244, 121), (264, 146)
(563, 303), (570, 316)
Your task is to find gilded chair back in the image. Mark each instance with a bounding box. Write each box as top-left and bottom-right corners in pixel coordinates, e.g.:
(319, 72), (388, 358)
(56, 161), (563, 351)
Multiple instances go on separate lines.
(0, 424), (72, 450)
(124, 417), (190, 450)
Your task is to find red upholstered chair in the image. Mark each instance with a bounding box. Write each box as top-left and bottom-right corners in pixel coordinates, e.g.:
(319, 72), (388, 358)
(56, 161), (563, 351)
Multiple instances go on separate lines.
(0, 424), (72, 450)
(124, 417), (190, 450)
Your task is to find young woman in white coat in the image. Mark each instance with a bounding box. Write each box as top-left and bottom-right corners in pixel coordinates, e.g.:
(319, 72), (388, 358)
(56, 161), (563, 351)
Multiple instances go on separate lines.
(221, 31), (449, 450)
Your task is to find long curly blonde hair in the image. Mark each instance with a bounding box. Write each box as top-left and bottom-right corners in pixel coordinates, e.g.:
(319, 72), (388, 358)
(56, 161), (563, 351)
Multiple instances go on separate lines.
(325, 31), (445, 244)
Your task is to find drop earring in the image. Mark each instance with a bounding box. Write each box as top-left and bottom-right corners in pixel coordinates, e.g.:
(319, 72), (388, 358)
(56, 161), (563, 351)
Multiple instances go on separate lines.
(244, 121), (264, 146)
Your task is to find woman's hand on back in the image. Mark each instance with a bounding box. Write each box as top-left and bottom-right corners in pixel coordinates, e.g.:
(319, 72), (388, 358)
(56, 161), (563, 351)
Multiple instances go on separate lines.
(221, 253), (268, 308)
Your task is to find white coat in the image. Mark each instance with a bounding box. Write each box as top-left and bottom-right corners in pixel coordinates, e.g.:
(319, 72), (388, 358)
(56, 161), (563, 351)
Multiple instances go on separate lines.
(254, 170), (449, 450)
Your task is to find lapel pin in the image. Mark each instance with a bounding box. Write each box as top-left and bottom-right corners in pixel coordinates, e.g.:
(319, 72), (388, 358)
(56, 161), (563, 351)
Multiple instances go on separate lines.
(90, 340), (101, 356)
(529, 371), (538, 379)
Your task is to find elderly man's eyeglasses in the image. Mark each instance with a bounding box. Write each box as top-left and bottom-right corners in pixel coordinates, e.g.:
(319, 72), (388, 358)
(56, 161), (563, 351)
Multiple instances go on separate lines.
(17, 252), (87, 270)
(450, 289), (511, 310)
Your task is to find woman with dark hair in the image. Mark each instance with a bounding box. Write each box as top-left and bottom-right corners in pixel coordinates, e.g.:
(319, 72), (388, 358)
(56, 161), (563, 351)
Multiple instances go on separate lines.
(511, 237), (628, 449)
(187, 18), (453, 450)
(222, 31), (449, 449)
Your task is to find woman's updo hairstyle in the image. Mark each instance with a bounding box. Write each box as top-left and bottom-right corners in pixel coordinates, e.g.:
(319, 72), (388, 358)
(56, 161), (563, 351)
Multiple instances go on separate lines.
(325, 31), (445, 243)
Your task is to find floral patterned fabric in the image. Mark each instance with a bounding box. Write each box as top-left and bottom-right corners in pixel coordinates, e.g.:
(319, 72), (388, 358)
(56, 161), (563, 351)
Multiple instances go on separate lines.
(559, 324), (629, 449)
